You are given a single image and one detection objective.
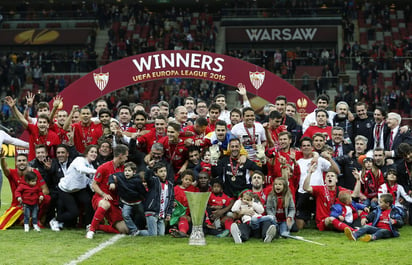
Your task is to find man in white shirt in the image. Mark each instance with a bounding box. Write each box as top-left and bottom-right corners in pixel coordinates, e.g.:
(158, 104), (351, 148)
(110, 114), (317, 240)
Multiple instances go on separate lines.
(231, 107), (266, 161)
(295, 136), (340, 229)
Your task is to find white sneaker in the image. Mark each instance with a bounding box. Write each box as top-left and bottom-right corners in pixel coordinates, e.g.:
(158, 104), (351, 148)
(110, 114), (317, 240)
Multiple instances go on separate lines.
(49, 218), (60, 232)
(24, 224), (29, 232)
(230, 223), (242, 244)
(33, 224), (41, 232)
(86, 230), (95, 239)
(130, 230), (140, 236)
(264, 225), (277, 243)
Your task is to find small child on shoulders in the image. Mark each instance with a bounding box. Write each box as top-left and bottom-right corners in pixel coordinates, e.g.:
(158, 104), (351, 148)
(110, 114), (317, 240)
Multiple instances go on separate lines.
(15, 171), (44, 232)
(194, 147), (212, 178)
(144, 162), (174, 236)
(109, 162), (147, 236)
(330, 190), (369, 232)
(344, 193), (404, 242)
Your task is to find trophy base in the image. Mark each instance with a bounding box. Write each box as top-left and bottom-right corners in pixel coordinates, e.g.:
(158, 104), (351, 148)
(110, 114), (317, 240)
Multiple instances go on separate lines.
(189, 225), (206, 246)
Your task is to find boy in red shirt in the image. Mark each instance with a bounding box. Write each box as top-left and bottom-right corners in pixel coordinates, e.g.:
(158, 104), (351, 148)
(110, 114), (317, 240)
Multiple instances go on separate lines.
(330, 190), (369, 232)
(170, 170), (198, 238)
(344, 193), (404, 242)
(206, 178), (234, 237)
(15, 172), (44, 232)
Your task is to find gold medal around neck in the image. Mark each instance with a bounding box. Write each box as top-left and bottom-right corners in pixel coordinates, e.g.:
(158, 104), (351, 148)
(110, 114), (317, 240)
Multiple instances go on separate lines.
(231, 176), (236, 182)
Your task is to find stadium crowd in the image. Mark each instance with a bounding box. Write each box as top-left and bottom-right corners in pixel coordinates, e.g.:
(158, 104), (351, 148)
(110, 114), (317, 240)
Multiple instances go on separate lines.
(1, 1), (411, 122)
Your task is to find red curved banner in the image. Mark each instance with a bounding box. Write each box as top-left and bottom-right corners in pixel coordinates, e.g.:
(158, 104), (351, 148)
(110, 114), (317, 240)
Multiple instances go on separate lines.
(57, 50), (315, 113)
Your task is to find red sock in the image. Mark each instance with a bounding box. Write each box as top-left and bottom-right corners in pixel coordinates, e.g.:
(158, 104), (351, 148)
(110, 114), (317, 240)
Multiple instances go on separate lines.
(90, 207), (106, 232)
(178, 217), (189, 234)
(331, 218), (353, 231)
(224, 218), (233, 230)
(97, 224), (119, 234)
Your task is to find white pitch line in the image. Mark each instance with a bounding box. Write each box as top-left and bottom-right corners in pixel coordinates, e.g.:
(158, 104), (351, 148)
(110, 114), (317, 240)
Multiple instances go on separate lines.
(66, 234), (125, 265)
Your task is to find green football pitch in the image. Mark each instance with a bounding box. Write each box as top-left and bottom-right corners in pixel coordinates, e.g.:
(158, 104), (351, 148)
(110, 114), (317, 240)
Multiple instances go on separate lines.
(1, 158), (412, 265)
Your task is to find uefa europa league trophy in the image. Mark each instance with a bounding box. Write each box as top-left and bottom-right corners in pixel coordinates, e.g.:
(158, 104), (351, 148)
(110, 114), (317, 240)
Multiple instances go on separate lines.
(185, 191), (211, 246)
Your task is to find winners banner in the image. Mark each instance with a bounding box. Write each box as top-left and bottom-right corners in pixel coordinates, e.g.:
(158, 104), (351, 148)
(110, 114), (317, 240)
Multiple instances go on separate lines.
(57, 50), (315, 115)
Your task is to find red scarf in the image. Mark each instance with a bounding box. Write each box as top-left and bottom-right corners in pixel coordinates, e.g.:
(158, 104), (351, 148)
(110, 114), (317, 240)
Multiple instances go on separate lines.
(386, 183), (398, 203)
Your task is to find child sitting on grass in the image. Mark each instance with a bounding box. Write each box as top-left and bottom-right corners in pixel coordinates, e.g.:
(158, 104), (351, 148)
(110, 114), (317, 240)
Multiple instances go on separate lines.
(15, 171), (44, 232)
(170, 170), (198, 238)
(266, 177), (296, 237)
(109, 162), (147, 236)
(344, 193), (404, 242)
(330, 190), (368, 232)
(205, 178), (234, 237)
(144, 162), (174, 236)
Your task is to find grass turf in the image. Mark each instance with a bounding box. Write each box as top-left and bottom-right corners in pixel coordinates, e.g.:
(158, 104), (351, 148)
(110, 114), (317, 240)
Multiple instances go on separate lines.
(1, 226), (411, 265)
(1, 157), (411, 264)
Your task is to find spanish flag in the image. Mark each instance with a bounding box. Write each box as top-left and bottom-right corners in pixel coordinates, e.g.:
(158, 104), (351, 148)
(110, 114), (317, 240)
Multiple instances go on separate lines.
(0, 206), (23, 230)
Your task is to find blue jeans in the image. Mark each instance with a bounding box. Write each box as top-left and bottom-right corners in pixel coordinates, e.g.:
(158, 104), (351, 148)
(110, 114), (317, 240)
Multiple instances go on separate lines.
(277, 221), (290, 237)
(250, 215), (275, 230)
(363, 198), (378, 209)
(23, 204), (39, 225)
(146, 214), (165, 236)
(354, 225), (392, 240)
(121, 204), (139, 233)
(122, 203), (149, 236)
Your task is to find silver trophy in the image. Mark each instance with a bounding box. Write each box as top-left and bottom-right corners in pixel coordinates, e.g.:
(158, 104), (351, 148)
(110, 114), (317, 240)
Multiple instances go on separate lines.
(185, 191), (211, 246)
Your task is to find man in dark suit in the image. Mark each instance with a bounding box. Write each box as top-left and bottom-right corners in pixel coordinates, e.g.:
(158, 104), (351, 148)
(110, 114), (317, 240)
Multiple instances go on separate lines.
(384, 112), (412, 160)
(335, 135), (368, 190)
(327, 126), (353, 158)
(371, 107), (389, 149)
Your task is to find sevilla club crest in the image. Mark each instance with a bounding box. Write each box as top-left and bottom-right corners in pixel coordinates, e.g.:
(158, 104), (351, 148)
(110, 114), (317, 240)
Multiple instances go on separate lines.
(93, 72), (109, 91)
(249, 71), (265, 90)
